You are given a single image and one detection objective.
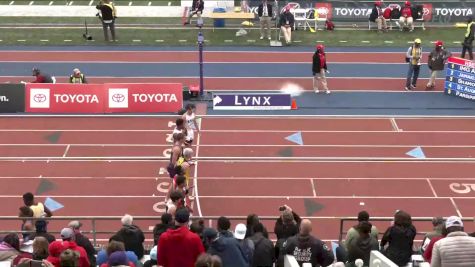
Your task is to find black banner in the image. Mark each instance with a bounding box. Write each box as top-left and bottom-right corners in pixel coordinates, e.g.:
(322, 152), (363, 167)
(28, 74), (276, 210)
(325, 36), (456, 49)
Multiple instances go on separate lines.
(0, 84), (25, 113)
(248, 1), (475, 23)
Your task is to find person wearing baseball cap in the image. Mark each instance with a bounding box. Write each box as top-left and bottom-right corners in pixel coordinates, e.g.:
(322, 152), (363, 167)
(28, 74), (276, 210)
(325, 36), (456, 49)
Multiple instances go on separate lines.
(312, 44), (330, 94)
(399, 1), (414, 31)
(68, 221), (96, 267)
(234, 224), (254, 265)
(69, 68), (87, 84)
(427, 41), (451, 90)
(405, 38), (422, 91)
(279, 5), (295, 45)
(369, 1), (387, 32)
(431, 216), (475, 266)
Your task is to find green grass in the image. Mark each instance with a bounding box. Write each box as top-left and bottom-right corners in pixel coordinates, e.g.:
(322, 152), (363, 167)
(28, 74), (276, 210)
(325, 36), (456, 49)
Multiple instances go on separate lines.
(0, 0), (181, 5)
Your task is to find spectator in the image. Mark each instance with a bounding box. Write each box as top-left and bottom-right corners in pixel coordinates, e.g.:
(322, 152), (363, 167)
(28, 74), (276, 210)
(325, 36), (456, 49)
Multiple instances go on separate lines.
(96, 240), (138, 267)
(185, 0), (204, 25)
(167, 133), (185, 178)
(426, 41), (451, 90)
(344, 211), (379, 250)
(369, 1), (387, 32)
(206, 217), (249, 267)
(275, 205), (301, 240)
(103, 251), (135, 267)
(234, 224), (254, 266)
(461, 16), (475, 60)
(152, 213), (174, 245)
(347, 221), (379, 266)
(23, 192), (53, 218)
(158, 208), (204, 267)
(245, 214), (260, 239)
(30, 68), (54, 84)
(143, 246), (156, 267)
(405, 38), (422, 91)
(23, 222), (35, 243)
(380, 210), (416, 266)
(284, 219), (334, 267)
(32, 236), (50, 261)
(248, 223), (274, 267)
(423, 224), (447, 263)
(190, 219), (205, 240)
(195, 253), (222, 267)
(258, 0), (273, 40)
(68, 221), (95, 267)
(69, 69), (87, 84)
(399, 1), (413, 31)
(312, 44), (330, 94)
(431, 216), (475, 267)
(279, 6), (294, 45)
(166, 190), (185, 217)
(51, 228), (89, 267)
(30, 220), (56, 244)
(0, 233), (23, 262)
(96, 0), (117, 42)
(60, 249), (80, 267)
(111, 215), (145, 260)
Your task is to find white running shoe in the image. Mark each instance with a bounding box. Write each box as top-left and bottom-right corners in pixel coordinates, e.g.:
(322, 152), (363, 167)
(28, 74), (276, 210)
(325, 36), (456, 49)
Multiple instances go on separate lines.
(325, 90), (331, 94)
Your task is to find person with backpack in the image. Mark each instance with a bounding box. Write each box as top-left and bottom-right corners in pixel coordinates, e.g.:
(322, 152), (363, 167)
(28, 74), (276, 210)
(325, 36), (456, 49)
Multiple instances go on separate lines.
(426, 41), (451, 90)
(461, 16), (475, 60)
(405, 38), (422, 91)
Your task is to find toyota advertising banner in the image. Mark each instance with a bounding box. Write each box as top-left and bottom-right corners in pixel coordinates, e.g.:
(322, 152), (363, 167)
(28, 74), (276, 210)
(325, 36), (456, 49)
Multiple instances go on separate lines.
(104, 83), (183, 113)
(25, 83), (183, 113)
(26, 84), (104, 113)
(247, 0), (474, 23)
(0, 84), (25, 113)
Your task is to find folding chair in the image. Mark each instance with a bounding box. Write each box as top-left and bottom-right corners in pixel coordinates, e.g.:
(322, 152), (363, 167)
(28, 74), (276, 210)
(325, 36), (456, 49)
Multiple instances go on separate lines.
(291, 8), (307, 30)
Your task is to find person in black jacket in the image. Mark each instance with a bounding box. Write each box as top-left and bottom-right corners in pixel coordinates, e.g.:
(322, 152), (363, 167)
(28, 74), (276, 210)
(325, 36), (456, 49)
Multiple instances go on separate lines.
(284, 219), (334, 267)
(68, 221), (96, 267)
(152, 213), (174, 245)
(258, 0), (273, 40)
(274, 206), (301, 267)
(96, 0), (117, 42)
(29, 220), (56, 244)
(462, 16), (475, 60)
(369, 1), (387, 32)
(279, 5), (294, 45)
(249, 223), (274, 267)
(380, 210), (416, 266)
(347, 221), (379, 266)
(185, 0), (204, 25)
(312, 44), (330, 94)
(110, 214), (145, 259)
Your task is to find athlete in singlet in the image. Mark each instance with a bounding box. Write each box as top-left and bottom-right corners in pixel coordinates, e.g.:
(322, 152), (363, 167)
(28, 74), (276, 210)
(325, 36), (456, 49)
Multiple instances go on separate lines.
(182, 104), (200, 147)
(165, 175), (191, 209)
(165, 190), (184, 217)
(176, 147), (194, 186)
(173, 118), (188, 137)
(167, 133), (185, 178)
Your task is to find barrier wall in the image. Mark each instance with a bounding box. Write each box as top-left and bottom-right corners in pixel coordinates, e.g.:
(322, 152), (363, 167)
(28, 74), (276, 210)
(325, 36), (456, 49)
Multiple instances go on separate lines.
(0, 83), (183, 114)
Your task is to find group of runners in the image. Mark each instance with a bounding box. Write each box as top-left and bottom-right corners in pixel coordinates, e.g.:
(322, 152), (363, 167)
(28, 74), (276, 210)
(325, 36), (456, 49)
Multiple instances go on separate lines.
(164, 104), (201, 216)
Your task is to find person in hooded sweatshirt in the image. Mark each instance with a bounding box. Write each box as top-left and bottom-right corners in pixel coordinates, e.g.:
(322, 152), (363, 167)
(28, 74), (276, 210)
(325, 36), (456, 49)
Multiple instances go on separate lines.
(206, 217), (249, 267)
(347, 221), (379, 266)
(47, 228), (90, 267)
(158, 208), (204, 267)
(380, 210), (416, 267)
(110, 214), (145, 260)
(284, 219), (334, 267)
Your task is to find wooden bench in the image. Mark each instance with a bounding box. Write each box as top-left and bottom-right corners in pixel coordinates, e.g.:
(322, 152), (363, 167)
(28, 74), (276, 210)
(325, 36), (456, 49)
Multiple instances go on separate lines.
(368, 18), (425, 31)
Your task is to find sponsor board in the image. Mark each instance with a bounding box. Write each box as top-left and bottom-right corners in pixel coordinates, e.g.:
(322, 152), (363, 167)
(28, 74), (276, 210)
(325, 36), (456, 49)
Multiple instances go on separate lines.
(0, 84), (25, 113)
(26, 83), (183, 113)
(213, 93), (291, 110)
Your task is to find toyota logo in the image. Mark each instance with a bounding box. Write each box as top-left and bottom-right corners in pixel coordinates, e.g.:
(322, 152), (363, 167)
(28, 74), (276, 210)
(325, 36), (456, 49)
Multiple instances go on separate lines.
(111, 93), (126, 103)
(33, 93), (47, 103)
(317, 7), (329, 15)
(423, 8), (430, 16)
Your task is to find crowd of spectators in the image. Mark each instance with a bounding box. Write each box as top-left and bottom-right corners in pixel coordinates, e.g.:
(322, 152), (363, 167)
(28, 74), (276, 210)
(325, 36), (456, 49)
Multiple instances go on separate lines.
(1, 191), (475, 267)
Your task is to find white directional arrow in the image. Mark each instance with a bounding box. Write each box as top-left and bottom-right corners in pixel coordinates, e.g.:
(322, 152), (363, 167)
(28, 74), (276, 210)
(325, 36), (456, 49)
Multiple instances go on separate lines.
(213, 95), (223, 106)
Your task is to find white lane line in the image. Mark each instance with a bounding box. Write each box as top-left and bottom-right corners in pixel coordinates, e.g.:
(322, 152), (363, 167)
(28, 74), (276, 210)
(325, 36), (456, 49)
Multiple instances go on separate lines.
(450, 197), (463, 217)
(9, 1), (14, 5)
(17, 40), (26, 42)
(88, 0), (93, 6)
(426, 178), (438, 197)
(62, 144), (71, 158)
(63, 39), (72, 42)
(390, 118), (402, 132)
(310, 178), (317, 197)
(128, 1), (132, 6)
(28, 1), (34, 5)
(132, 40), (142, 42)
(155, 40), (164, 42)
(193, 118), (203, 217)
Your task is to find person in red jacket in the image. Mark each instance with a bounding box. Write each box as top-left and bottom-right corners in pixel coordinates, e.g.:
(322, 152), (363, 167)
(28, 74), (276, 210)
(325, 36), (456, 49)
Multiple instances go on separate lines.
(399, 1), (414, 31)
(31, 68), (54, 83)
(158, 208), (205, 267)
(47, 229), (90, 267)
(312, 44), (330, 94)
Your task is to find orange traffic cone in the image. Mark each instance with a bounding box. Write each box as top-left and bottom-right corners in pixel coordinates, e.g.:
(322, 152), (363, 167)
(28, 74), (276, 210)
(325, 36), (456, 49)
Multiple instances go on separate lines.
(291, 99), (298, 110)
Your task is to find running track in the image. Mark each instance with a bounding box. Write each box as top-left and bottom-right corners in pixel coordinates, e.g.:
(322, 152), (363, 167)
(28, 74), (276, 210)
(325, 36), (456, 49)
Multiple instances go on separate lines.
(0, 50), (446, 91)
(1, 116), (475, 241)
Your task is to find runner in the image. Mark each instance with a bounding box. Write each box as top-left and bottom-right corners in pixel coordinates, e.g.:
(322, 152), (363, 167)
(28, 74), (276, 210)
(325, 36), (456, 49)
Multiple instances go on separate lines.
(166, 133), (185, 178)
(177, 148), (195, 187)
(165, 175), (193, 211)
(165, 190), (184, 217)
(173, 118), (188, 137)
(182, 104), (200, 147)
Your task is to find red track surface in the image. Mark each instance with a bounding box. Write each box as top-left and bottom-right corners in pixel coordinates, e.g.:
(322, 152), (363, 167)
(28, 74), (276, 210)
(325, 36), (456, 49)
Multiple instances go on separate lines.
(1, 116), (474, 241)
(0, 51), (423, 63)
